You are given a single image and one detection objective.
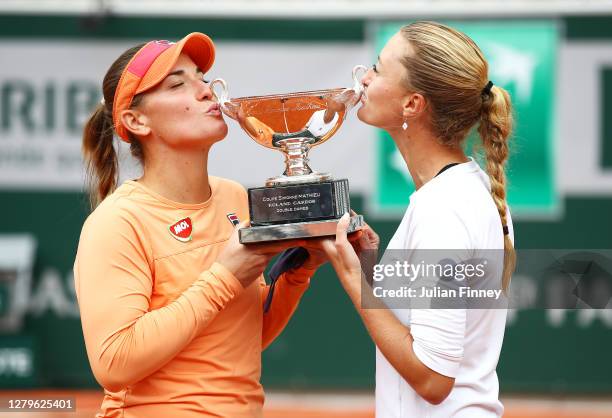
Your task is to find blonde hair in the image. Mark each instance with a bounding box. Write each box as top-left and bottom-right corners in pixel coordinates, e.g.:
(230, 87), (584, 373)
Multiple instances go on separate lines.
(400, 21), (516, 290)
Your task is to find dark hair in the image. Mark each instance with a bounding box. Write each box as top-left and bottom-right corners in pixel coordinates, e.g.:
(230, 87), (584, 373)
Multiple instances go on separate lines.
(82, 43), (146, 209)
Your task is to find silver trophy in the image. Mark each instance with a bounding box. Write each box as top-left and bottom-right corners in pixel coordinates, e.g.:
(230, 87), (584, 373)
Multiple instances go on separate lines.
(212, 65), (367, 243)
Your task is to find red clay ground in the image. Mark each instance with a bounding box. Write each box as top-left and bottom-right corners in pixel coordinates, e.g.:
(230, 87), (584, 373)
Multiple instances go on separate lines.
(0, 390), (610, 418)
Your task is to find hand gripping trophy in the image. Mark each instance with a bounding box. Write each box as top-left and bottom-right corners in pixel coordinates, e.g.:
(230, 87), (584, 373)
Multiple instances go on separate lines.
(211, 65), (367, 243)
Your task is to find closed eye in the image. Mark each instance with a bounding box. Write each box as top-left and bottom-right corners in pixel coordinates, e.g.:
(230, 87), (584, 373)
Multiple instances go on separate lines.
(170, 82), (184, 89)
(372, 63), (378, 73)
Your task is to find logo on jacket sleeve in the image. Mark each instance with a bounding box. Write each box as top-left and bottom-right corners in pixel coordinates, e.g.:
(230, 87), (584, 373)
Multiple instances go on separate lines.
(169, 217), (193, 242)
(226, 213), (240, 226)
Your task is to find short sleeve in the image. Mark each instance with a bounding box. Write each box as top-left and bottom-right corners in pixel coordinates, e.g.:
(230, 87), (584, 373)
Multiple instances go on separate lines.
(405, 201), (470, 378)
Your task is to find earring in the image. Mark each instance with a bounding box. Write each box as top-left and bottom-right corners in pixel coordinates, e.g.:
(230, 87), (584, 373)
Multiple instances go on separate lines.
(402, 120), (408, 131)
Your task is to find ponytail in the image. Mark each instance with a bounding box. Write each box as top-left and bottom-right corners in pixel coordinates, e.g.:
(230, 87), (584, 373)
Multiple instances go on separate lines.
(478, 85), (516, 291)
(82, 102), (118, 209)
(81, 43), (146, 210)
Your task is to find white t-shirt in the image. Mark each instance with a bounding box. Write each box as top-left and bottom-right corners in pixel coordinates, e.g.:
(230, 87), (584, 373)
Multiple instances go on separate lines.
(375, 158), (514, 418)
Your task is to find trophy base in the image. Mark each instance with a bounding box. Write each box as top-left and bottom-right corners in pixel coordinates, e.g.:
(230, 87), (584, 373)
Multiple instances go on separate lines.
(265, 172), (332, 187)
(248, 179), (350, 226)
(239, 215), (364, 244)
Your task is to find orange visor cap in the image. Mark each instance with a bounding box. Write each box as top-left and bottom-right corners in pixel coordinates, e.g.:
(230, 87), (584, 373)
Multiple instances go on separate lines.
(112, 32), (216, 141)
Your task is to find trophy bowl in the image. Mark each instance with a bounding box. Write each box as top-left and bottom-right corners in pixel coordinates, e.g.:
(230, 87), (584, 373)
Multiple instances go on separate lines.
(212, 65), (367, 243)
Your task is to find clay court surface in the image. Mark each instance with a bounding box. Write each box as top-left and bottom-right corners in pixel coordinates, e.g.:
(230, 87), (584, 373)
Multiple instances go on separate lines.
(0, 390), (611, 417)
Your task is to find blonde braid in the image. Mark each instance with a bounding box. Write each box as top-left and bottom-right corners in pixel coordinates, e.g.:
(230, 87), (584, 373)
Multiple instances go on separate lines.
(478, 84), (516, 291)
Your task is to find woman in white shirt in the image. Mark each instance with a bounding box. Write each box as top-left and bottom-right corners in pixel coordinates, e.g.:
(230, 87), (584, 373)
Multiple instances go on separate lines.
(317, 21), (516, 417)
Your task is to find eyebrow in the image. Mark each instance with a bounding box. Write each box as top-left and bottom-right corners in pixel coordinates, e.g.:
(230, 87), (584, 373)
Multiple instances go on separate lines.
(165, 67), (204, 78)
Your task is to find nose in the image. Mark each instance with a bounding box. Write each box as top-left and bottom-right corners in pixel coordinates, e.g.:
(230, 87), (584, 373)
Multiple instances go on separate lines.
(195, 79), (213, 101)
(361, 68), (373, 86)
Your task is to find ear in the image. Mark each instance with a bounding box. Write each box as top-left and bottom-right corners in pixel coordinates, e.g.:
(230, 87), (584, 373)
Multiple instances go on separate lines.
(119, 109), (151, 138)
(401, 92), (427, 119)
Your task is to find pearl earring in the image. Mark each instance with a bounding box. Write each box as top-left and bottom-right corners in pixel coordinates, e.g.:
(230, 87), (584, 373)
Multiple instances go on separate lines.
(402, 120), (408, 130)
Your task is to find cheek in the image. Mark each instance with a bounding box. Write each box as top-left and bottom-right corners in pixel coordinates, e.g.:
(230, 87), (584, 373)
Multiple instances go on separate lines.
(357, 82), (401, 128)
(146, 103), (184, 127)
(146, 101), (228, 141)
(358, 82), (385, 116)
(368, 80), (389, 102)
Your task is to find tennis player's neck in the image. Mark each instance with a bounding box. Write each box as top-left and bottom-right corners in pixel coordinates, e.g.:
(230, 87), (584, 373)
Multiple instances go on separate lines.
(392, 130), (468, 190)
(139, 149), (212, 205)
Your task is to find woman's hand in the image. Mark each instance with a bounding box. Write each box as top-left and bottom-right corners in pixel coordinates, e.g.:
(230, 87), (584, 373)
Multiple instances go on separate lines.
(315, 213), (380, 286)
(321, 214), (361, 281)
(351, 210), (380, 255)
(301, 212), (373, 271)
(217, 221), (305, 288)
(300, 246), (328, 270)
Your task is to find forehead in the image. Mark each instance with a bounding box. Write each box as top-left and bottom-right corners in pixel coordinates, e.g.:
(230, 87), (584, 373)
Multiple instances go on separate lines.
(169, 53), (197, 71)
(381, 32), (412, 62)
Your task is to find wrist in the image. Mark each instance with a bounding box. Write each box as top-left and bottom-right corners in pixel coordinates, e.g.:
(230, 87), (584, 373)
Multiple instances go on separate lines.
(208, 262), (246, 294)
(339, 268), (362, 289)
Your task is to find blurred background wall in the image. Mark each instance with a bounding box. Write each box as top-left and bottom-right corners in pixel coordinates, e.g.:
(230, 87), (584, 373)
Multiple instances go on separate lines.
(0, 0), (611, 396)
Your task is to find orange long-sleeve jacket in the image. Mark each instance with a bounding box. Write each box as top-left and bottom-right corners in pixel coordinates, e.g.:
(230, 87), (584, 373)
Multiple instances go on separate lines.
(74, 177), (313, 418)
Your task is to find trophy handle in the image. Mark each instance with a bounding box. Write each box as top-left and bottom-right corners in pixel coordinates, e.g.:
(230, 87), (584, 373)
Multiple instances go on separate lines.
(210, 78), (241, 120)
(210, 78), (228, 103)
(324, 64), (368, 118)
(351, 64), (368, 101)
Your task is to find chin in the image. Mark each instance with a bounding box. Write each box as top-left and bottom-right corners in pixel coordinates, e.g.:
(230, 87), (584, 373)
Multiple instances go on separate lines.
(356, 106), (375, 127)
(214, 123), (229, 141)
(204, 120), (229, 143)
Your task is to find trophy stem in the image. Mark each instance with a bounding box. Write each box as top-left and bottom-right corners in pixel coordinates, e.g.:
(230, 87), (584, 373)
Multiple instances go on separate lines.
(264, 137), (332, 186)
(278, 138), (314, 177)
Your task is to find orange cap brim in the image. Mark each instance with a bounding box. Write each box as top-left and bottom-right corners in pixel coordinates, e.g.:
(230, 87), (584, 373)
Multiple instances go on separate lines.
(113, 32), (216, 142)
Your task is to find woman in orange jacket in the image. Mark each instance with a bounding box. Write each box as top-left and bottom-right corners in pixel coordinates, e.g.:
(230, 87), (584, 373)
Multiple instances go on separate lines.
(74, 33), (322, 418)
